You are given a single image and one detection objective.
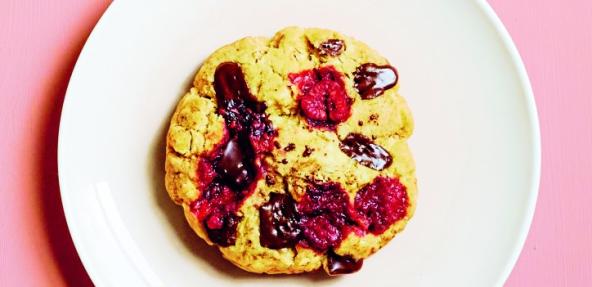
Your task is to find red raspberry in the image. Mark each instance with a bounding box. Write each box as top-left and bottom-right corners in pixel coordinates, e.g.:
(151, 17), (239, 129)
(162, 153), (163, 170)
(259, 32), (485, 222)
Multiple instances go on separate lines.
(354, 177), (408, 234)
(327, 82), (351, 122)
(300, 93), (328, 121)
(289, 66), (352, 129)
(197, 158), (216, 188)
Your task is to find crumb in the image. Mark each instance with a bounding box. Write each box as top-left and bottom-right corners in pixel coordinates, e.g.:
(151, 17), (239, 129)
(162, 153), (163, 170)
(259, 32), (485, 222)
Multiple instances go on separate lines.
(303, 146), (314, 157)
(265, 175), (276, 185)
(284, 143), (296, 151)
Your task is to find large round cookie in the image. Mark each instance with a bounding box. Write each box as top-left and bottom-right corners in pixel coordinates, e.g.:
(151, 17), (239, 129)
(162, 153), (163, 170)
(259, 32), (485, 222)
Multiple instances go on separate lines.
(165, 27), (416, 275)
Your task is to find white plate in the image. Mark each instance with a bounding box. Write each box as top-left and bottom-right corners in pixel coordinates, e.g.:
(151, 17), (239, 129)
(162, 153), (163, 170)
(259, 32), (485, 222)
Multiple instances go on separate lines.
(58, 0), (540, 286)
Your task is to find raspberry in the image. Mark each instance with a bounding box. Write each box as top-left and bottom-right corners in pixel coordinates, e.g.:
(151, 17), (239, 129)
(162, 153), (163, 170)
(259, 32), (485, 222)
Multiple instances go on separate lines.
(300, 216), (341, 251)
(288, 69), (316, 93)
(197, 158), (216, 188)
(289, 66), (352, 129)
(206, 214), (225, 230)
(297, 182), (355, 252)
(327, 82), (351, 122)
(300, 93), (328, 121)
(354, 177), (408, 234)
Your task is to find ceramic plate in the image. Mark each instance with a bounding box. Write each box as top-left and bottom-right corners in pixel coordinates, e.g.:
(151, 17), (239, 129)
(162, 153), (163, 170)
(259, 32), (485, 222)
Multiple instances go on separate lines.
(58, 1), (540, 286)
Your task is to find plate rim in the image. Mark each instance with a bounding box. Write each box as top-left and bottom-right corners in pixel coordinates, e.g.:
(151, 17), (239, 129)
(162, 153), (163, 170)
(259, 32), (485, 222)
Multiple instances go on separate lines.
(57, 1), (541, 286)
(474, 1), (541, 285)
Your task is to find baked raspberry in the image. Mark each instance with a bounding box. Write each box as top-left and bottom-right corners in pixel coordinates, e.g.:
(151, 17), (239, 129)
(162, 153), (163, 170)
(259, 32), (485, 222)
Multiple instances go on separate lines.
(190, 182), (240, 246)
(289, 66), (352, 129)
(197, 158), (216, 189)
(300, 92), (327, 121)
(355, 176), (409, 234)
(297, 182), (357, 252)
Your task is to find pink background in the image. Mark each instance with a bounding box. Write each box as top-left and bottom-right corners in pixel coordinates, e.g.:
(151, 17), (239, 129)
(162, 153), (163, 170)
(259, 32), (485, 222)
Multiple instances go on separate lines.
(0, 0), (590, 286)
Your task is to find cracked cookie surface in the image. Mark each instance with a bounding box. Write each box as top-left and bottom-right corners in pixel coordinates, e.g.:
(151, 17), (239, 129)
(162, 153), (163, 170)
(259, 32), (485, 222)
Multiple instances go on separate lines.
(165, 27), (416, 275)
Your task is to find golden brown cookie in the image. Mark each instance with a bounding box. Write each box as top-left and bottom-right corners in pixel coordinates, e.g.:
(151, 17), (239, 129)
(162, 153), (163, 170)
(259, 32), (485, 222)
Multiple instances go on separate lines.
(165, 27), (416, 275)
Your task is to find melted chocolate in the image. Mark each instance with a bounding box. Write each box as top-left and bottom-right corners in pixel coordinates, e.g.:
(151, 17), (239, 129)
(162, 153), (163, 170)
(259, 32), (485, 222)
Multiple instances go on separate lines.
(339, 133), (392, 170)
(318, 39), (345, 57)
(259, 193), (302, 249)
(327, 250), (363, 275)
(214, 62), (257, 113)
(354, 63), (398, 99)
(216, 137), (254, 189)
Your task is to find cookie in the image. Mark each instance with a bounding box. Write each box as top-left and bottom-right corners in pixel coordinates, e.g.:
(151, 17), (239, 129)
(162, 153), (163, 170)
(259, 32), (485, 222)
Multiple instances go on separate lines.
(165, 27), (416, 275)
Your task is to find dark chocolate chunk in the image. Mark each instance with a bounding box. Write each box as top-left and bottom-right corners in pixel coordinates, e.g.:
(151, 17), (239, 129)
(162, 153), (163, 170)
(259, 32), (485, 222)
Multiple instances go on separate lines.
(216, 137), (254, 189)
(326, 249), (363, 275)
(259, 193), (302, 249)
(318, 39), (345, 57)
(339, 133), (392, 170)
(354, 63), (398, 99)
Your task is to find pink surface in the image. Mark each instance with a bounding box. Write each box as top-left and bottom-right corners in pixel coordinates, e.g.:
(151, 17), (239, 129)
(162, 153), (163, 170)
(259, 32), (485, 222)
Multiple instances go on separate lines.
(0, 0), (590, 286)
